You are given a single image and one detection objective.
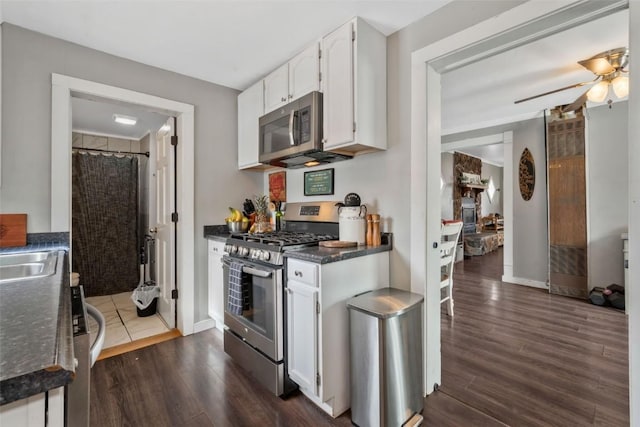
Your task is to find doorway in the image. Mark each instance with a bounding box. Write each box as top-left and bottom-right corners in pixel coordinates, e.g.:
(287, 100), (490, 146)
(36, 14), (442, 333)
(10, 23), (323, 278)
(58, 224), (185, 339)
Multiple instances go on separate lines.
(410, 0), (635, 401)
(441, 133), (513, 285)
(69, 95), (176, 352)
(50, 74), (197, 337)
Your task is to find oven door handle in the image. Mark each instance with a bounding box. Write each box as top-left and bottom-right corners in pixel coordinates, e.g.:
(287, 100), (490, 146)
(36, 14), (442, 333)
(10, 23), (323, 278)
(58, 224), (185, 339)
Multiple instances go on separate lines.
(222, 259), (273, 278)
(243, 266), (273, 278)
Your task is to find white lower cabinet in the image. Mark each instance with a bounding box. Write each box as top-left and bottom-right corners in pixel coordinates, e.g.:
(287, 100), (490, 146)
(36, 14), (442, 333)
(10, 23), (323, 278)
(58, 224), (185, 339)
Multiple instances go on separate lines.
(286, 252), (389, 417)
(286, 278), (318, 394)
(0, 387), (64, 427)
(207, 239), (227, 331)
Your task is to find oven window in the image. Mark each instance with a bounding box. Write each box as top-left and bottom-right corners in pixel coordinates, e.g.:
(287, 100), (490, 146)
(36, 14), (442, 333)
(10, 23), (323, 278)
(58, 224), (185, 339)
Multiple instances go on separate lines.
(225, 265), (275, 340)
(241, 276), (273, 337)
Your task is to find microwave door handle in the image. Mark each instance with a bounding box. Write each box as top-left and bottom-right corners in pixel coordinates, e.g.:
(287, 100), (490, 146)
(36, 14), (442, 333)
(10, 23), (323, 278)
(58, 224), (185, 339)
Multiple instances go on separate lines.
(243, 266), (273, 278)
(288, 110), (296, 146)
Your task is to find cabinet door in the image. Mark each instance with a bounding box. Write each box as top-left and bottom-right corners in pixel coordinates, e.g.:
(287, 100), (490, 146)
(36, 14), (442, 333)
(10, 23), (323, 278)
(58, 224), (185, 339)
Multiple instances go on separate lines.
(321, 21), (354, 149)
(0, 392), (45, 427)
(237, 80), (264, 169)
(208, 240), (226, 330)
(289, 43), (320, 102)
(286, 279), (318, 395)
(263, 63), (289, 113)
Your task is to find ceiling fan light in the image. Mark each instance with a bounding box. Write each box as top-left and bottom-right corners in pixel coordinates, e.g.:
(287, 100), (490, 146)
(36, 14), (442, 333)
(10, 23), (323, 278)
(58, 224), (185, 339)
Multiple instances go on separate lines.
(612, 75), (629, 98)
(586, 81), (609, 103)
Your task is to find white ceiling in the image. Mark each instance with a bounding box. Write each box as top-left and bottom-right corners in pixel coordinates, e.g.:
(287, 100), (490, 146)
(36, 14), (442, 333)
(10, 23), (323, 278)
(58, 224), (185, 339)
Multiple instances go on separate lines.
(441, 9), (629, 134)
(2, 1), (630, 162)
(1, 0), (452, 90)
(72, 97), (169, 140)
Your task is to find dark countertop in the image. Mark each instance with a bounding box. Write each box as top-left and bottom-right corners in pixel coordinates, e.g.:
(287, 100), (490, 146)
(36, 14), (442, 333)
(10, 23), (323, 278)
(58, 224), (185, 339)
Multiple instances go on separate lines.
(284, 233), (393, 264)
(204, 225), (393, 264)
(0, 248), (75, 405)
(203, 224), (231, 242)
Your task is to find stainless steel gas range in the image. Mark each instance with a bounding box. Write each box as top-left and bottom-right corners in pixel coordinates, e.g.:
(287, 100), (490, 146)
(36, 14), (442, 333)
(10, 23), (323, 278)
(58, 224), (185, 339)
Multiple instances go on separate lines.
(222, 201), (339, 396)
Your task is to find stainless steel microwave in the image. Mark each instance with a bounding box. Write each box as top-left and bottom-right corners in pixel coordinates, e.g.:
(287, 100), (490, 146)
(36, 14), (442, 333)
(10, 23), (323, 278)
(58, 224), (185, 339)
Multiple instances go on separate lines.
(258, 91), (351, 168)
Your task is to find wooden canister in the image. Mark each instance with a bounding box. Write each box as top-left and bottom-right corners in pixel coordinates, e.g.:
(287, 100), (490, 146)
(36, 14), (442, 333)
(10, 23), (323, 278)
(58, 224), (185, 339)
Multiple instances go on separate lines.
(371, 214), (381, 247)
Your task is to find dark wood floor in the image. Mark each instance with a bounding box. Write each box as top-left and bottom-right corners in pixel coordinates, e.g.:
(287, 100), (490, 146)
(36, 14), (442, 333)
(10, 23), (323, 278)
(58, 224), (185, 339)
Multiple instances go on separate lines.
(90, 248), (629, 426)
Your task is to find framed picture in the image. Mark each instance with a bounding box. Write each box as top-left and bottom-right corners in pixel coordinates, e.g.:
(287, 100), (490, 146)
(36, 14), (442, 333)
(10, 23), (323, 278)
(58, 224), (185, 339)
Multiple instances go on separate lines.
(304, 168), (334, 196)
(268, 171), (286, 202)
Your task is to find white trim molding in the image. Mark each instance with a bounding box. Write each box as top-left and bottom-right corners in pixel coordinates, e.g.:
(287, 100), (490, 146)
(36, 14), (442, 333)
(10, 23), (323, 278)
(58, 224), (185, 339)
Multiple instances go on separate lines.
(50, 74), (196, 336)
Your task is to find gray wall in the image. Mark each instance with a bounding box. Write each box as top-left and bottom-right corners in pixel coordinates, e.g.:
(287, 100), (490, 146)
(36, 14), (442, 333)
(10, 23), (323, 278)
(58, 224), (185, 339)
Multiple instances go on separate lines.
(481, 162), (503, 216)
(587, 102), (628, 289)
(0, 23), (263, 323)
(511, 118), (548, 283)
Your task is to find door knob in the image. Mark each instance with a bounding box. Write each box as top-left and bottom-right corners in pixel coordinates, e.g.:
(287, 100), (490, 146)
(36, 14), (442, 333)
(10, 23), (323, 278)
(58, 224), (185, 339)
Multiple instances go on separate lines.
(149, 227), (158, 234)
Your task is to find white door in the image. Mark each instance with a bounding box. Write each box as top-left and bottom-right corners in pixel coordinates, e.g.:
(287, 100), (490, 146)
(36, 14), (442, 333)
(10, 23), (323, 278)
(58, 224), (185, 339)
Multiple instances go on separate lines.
(153, 118), (175, 327)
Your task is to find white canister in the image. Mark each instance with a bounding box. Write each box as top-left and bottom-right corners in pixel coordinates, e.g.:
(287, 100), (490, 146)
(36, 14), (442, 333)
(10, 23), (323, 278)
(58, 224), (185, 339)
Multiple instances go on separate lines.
(338, 206), (367, 244)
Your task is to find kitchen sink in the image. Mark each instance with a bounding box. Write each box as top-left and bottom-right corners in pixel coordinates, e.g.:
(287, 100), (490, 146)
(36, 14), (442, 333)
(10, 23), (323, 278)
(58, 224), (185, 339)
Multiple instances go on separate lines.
(0, 251), (58, 283)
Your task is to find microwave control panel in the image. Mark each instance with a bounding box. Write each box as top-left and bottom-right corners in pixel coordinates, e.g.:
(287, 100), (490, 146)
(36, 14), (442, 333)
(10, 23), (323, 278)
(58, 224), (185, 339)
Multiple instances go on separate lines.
(300, 106), (311, 143)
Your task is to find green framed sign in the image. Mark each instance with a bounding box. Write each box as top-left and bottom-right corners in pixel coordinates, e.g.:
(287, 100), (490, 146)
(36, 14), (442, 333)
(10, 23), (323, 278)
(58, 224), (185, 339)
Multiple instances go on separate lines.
(304, 168), (334, 196)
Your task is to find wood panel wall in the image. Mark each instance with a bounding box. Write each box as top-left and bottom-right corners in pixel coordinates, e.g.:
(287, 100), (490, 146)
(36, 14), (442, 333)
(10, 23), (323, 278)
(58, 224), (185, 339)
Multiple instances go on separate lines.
(453, 152), (482, 221)
(547, 115), (588, 298)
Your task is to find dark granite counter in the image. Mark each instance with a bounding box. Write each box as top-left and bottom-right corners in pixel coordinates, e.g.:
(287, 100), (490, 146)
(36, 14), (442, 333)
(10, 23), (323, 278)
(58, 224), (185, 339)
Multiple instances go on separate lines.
(285, 233), (393, 264)
(0, 247), (75, 405)
(0, 232), (69, 254)
(203, 225), (231, 242)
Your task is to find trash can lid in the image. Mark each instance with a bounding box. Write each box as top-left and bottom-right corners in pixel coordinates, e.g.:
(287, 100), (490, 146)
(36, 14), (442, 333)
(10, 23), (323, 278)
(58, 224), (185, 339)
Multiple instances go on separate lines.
(346, 288), (424, 319)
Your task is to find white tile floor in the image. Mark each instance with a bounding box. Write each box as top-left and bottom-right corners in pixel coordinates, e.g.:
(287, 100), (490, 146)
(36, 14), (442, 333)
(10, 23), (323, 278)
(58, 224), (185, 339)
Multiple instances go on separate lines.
(85, 291), (169, 349)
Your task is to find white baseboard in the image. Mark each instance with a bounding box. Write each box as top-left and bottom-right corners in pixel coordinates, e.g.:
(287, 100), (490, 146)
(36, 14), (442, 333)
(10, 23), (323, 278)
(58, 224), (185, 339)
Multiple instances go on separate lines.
(193, 318), (216, 334)
(502, 275), (548, 289)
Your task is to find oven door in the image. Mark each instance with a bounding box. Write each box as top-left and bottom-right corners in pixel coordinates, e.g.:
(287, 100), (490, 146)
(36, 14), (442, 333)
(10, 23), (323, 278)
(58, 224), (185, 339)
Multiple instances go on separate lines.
(222, 256), (283, 362)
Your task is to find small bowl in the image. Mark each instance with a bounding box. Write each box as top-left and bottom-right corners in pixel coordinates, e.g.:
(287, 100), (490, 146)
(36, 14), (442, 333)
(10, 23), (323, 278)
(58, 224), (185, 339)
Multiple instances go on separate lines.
(227, 221), (249, 233)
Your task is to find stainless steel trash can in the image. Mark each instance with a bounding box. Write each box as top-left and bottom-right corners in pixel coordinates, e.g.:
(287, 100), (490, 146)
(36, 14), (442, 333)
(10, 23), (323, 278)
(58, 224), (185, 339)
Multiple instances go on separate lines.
(347, 288), (424, 427)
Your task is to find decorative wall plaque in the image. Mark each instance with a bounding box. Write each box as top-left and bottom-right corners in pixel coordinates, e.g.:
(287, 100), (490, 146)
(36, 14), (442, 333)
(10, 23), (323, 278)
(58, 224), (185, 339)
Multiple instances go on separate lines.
(304, 168), (334, 196)
(519, 147), (535, 201)
(268, 171), (286, 202)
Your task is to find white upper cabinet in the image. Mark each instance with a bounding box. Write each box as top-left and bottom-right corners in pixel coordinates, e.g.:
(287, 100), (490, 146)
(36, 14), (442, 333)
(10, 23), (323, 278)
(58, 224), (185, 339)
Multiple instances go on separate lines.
(237, 80), (264, 169)
(264, 43), (321, 114)
(289, 43), (321, 102)
(321, 17), (387, 153)
(263, 63), (289, 113)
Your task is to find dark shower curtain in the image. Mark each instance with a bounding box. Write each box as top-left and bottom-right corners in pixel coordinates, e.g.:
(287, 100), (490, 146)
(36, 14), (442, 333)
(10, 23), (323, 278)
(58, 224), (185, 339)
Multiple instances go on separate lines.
(72, 152), (140, 297)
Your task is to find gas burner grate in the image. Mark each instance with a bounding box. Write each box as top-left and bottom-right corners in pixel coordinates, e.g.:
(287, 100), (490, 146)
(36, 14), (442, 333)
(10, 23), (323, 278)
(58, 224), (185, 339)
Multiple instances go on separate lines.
(229, 231), (337, 248)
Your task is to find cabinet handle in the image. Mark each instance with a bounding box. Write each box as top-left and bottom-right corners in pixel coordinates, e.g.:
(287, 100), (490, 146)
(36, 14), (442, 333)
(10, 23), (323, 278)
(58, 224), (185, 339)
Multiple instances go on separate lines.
(288, 94), (293, 99)
(322, 139), (327, 144)
(281, 97), (286, 102)
(285, 288), (292, 294)
(294, 270), (303, 277)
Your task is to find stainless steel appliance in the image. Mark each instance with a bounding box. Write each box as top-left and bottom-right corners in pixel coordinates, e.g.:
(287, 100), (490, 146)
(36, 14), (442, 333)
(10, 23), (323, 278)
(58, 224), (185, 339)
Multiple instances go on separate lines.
(222, 201), (339, 396)
(258, 91), (351, 168)
(67, 285), (105, 427)
(461, 197), (476, 235)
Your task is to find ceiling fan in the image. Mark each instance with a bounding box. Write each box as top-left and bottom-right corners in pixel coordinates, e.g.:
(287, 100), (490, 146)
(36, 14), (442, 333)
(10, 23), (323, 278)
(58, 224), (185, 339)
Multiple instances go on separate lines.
(515, 47), (630, 112)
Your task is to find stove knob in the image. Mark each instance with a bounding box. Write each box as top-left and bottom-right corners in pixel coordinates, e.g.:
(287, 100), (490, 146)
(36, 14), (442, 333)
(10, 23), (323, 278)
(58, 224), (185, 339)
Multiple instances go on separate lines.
(240, 247), (249, 257)
(231, 245), (238, 254)
(224, 244), (231, 253)
(261, 251), (271, 261)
